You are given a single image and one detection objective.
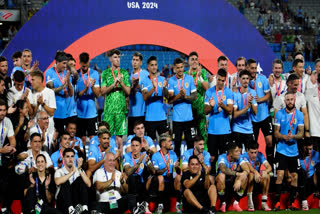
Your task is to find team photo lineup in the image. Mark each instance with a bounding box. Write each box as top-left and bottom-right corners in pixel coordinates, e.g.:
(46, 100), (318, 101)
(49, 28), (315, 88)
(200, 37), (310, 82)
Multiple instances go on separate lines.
(0, 47), (319, 214)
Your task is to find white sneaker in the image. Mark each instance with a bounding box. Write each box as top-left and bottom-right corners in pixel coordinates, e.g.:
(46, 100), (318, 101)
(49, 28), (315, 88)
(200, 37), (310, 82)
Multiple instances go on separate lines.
(155, 203), (164, 214)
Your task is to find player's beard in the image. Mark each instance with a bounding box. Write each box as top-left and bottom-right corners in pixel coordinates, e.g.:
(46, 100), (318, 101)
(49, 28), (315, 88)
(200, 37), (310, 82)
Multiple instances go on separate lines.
(286, 104), (294, 111)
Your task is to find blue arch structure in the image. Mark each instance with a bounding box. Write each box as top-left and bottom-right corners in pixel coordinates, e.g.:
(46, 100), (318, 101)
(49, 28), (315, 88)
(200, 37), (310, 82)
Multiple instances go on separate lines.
(2, 0), (275, 75)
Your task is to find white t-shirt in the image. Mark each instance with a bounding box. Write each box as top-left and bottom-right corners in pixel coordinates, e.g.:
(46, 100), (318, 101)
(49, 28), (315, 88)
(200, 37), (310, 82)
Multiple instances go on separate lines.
(269, 77), (287, 101)
(288, 73), (309, 94)
(273, 91), (306, 111)
(7, 86), (33, 107)
(19, 149), (53, 168)
(93, 168), (122, 202)
(0, 117), (14, 149)
(27, 123), (54, 153)
(30, 87), (56, 134)
(54, 166), (81, 199)
(306, 87), (320, 137)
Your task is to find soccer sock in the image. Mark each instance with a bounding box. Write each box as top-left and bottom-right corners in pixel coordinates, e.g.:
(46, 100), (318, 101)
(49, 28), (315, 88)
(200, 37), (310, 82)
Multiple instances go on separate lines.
(289, 186), (297, 204)
(218, 190), (226, 204)
(275, 184), (282, 203)
(262, 195), (268, 205)
(158, 191), (165, 204)
(234, 190), (244, 203)
(175, 190), (181, 203)
(247, 192), (253, 205)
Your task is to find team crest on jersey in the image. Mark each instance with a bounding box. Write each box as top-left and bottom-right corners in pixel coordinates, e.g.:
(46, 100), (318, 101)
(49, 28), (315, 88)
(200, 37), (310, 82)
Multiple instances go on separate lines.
(158, 82), (162, 87)
(170, 159), (173, 164)
(89, 151), (92, 156)
(140, 163), (144, 169)
(311, 160), (315, 166)
(47, 76), (50, 80)
(182, 156), (185, 160)
(293, 119), (297, 124)
(223, 95), (226, 101)
(258, 82), (262, 88)
(185, 82), (189, 88)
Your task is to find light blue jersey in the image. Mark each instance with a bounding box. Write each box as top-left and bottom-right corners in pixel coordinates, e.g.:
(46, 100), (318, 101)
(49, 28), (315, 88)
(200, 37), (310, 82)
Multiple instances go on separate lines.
(152, 150), (177, 177)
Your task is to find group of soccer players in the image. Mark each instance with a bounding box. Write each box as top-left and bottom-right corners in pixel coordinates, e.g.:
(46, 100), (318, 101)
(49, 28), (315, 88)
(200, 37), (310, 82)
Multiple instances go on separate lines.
(0, 48), (319, 214)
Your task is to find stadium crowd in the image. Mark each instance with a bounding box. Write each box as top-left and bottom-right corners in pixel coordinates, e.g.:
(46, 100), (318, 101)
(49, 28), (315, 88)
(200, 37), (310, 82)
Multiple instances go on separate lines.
(0, 48), (319, 214)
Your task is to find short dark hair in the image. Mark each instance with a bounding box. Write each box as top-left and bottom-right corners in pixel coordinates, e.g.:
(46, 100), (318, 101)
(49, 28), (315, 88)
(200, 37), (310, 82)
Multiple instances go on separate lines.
(98, 121), (110, 130)
(98, 128), (110, 138)
(55, 51), (68, 62)
(60, 132), (70, 140)
(236, 57), (247, 66)
(36, 154), (47, 163)
(173, 58), (184, 65)
(30, 69), (44, 82)
(292, 59), (304, 68)
(147, 56), (157, 65)
(217, 68), (227, 77)
(11, 51), (22, 59)
(0, 56), (7, 63)
(66, 121), (76, 128)
(293, 52), (303, 59)
(133, 120), (144, 129)
(131, 136), (141, 144)
(107, 49), (121, 57)
(304, 138), (313, 147)
(193, 135), (204, 144)
(13, 70), (25, 82)
(247, 143), (259, 150)
(272, 59), (283, 68)
(218, 55), (228, 63)
(286, 73), (299, 84)
(132, 52), (143, 61)
(79, 52), (90, 63)
(0, 99), (6, 108)
(66, 53), (76, 62)
(188, 155), (199, 164)
(30, 133), (41, 142)
(227, 142), (238, 154)
(188, 51), (198, 60)
(247, 58), (256, 66)
(63, 148), (75, 157)
(239, 69), (250, 78)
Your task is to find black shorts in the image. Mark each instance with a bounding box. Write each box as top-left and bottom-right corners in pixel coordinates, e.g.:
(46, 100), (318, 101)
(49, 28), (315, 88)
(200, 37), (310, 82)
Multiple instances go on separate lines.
(145, 120), (169, 140)
(207, 134), (232, 158)
(311, 136), (320, 152)
(252, 116), (273, 141)
(232, 132), (255, 150)
(275, 152), (300, 173)
(54, 118), (68, 135)
(67, 116), (77, 124)
(128, 116), (145, 135)
(77, 117), (98, 137)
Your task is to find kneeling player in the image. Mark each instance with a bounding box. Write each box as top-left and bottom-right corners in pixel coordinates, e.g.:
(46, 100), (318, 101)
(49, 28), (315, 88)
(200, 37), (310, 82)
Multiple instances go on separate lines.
(242, 143), (272, 211)
(298, 139), (320, 210)
(148, 133), (180, 213)
(181, 155), (217, 213)
(216, 143), (249, 212)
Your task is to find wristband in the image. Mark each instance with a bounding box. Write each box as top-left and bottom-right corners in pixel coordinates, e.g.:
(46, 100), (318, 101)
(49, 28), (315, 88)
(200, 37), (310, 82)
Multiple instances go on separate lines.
(41, 103), (45, 107)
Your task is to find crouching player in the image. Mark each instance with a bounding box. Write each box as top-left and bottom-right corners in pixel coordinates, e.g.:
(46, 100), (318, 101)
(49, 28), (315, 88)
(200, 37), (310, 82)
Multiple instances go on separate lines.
(242, 143), (272, 211)
(216, 143), (249, 212)
(181, 155), (217, 213)
(148, 133), (181, 213)
(298, 139), (320, 210)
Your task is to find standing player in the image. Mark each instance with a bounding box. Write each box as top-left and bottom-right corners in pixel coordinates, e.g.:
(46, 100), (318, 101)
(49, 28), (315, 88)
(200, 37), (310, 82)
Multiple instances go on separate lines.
(168, 58), (197, 157)
(101, 49), (130, 149)
(128, 52), (149, 135)
(289, 58), (309, 94)
(247, 59), (272, 155)
(230, 57), (247, 91)
(242, 143), (272, 211)
(185, 51), (209, 143)
(0, 56), (12, 91)
(76, 52), (100, 145)
(268, 59), (287, 105)
(209, 56), (229, 88)
(216, 143), (249, 212)
(305, 74), (320, 151)
(205, 68), (233, 167)
(232, 70), (257, 150)
(141, 56), (169, 141)
(45, 51), (73, 136)
(273, 92), (304, 211)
